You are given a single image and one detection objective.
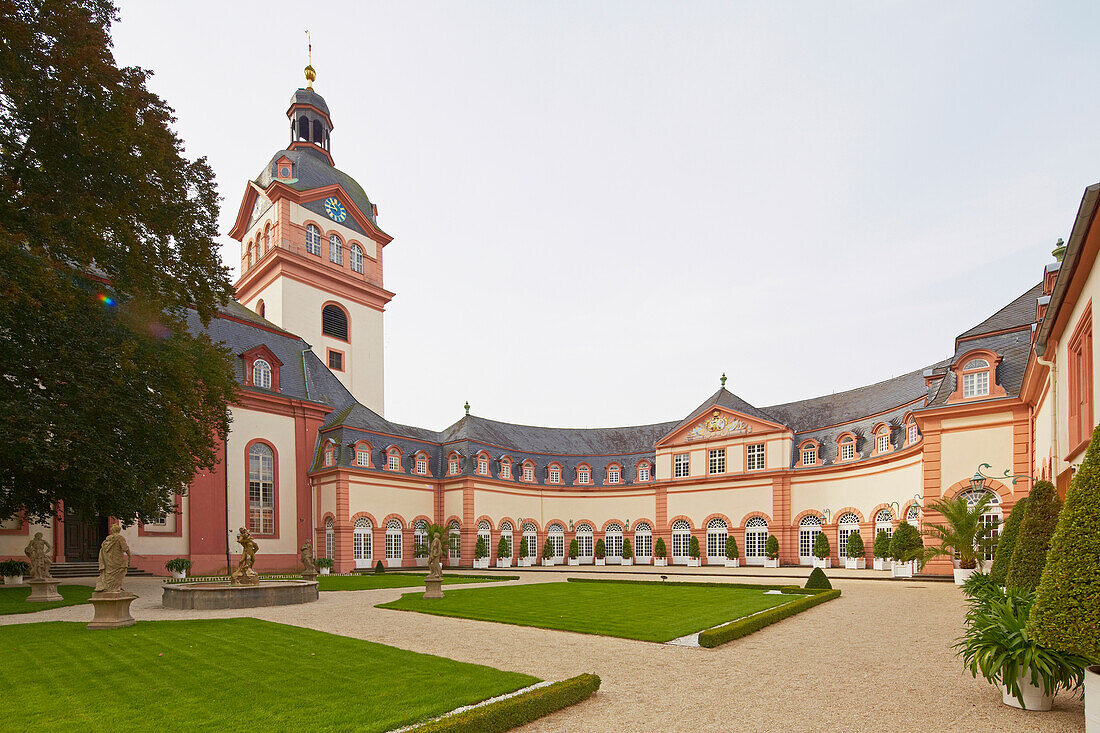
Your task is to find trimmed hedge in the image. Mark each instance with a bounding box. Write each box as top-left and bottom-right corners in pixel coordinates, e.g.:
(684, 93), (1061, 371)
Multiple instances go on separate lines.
(765, 535), (779, 559)
(988, 496), (1028, 586)
(698, 589), (841, 648)
(872, 529), (891, 559)
(688, 535), (701, 559)
(497, 536), (510, 559)
(654, 537), (667, 559)
(845, 531), (864, 559)
(621, 537), (633, 560)
(565, 577), (824, 594)
(1005, 480), (1061, 591)
(475, 536), (489, 560)
(812, 531), (830, 560)
(594, 538), (606, 560)
(889, 521), (922, 562)
(568, 539), (578, 559)
(725, 534), (738, 560)
(408, 673), (601, 733)
(1029, 424), (1100, 659)
(805, 567), (832, 590)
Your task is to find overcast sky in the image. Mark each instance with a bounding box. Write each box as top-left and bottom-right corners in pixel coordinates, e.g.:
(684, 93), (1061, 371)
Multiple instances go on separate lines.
(112, 1), (1100, 431)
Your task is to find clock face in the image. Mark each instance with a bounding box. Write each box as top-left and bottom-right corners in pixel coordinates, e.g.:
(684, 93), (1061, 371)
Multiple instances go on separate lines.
(323, 197), (347, 223)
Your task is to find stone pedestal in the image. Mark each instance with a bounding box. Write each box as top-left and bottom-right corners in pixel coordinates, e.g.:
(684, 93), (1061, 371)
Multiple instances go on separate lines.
(230, 569), (259, 587)
(87, 591), (137, 629)
(27, 578), (62, 603)
(423, 578), (444, 599)
(302, 570), (318, 583)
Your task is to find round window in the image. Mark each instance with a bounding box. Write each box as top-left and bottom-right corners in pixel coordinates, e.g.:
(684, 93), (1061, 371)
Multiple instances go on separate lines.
(279, 166), (290, 177)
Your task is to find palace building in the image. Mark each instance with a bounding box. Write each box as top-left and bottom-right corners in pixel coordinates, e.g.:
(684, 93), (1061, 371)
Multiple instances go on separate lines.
(3, 79), (1097, 578)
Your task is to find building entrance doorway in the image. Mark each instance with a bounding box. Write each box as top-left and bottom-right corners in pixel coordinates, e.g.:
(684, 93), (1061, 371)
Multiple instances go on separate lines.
(64, 512), (107, 562)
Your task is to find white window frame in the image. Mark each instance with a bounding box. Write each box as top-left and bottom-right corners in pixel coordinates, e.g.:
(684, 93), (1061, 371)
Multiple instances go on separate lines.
(607, 466), (620, 483)
(638, 463), (650, 482)
(522, 523), (537, 558)
(448, 522), (461, 559)
(801, 447), (817, 466)
(385, 519), (402, 560)
(577, 466), (590, 484)
(746, 443), (765, 471)
(908, 424), (918, 444)
(305, 223), (321, 256)
(877, 432), (890, 454)
(963, 371), (990, 398)
(549, 467), (561, 484)
(248, 443), (274, 535)
(798, 515), (822, 565)
(576, 524), (594, 562)
(708, 448), (726, 474)
(837, 513), (860, 559)
(548, 524), (565, 561)
(671, 520), (691, 563)
(634, 523), (652, 560)
(605, 524), (624, 563)
(706, 518), (728, 561)
(673, 453), (690, 478)
(501, 462), (511, 479)
(325, 517), (335, 559)
(875, 509), (894, 540)
(356, 447), (370, 467)
(329, 233), (343, 265)
(841, 440), (855, 461)
(353, 518), (372, 568)
(522, 464), (534, 482)
(745, 517), (768, 565)
(449, 458), (459, 475)
(387, 452), (401, 471)
(415, 457), (427, 475)
(252, 359), (271, 390)
(350, 244), (364, 274)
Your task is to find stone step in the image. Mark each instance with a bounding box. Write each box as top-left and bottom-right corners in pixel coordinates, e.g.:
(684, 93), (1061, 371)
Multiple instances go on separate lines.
(48, 563), (153, 578)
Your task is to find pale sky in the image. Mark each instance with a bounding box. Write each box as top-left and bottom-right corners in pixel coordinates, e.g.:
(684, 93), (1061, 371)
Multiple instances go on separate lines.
(112, 1), (1100, 431)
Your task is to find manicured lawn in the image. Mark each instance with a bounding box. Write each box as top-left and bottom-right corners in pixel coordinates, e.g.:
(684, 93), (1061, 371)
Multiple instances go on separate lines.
(0, 584), (93, 615)
(0, 619), (538, 731)
(377, 581), (795, 642)
(319, 572), (515, 591)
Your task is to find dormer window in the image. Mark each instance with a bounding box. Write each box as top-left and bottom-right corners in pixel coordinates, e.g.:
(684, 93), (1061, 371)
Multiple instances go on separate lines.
(323, 442), (336, 467)
(355, 442), (371, 467)
(839, 434), (856, 462)
(253, 359), (271, 389)
(874, 426), (891, 455)
(386, 448), (401, 472)
(907, 423), (919, 446)
(637, 462), (651, 482)
(548, 465), (561, 484)
(500, 459), (512, 480)
(607, 465), (621, 484)
(522, 462), (534, 482)
(476, 454), (489, 476)
(306, 224), (321, 256)
(415, 453), (428, 475)
(577, 465), (590, 484)
(448, 456), (459, 475)
(801, 443), (817, 466)
(962, 359), (990, 398)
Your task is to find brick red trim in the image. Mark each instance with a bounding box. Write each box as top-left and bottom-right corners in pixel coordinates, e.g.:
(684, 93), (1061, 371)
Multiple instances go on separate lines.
(138, 494), (184, 537)
(0, 512), (29, 536)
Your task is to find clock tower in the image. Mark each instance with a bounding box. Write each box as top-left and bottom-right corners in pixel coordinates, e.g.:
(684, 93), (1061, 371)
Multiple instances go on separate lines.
(229, 69), (394, 415)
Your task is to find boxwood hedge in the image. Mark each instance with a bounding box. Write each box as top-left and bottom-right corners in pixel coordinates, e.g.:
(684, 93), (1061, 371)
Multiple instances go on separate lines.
(805, 567), (831, 590)
(988, 495), (1028, 586)
(698, 589), (841, 648)
(1005, 480), (1060, 591)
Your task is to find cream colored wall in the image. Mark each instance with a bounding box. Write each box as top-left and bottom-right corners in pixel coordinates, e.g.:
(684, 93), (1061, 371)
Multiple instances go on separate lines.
(667, 481), (772, 528)
(1050, 257), (1100, 477)
(791, 454), (921, 521)
(348, 478), (434, 524)
(127, 494), (190, 557)
(226, 406), (299, 556)
(443, 487), (464, 523)
(472, 486), (657, 529)
(656, 431), (791, 478)
(1032, 387), (1053, 479)
(938, 414), (1013, 492)
(0, 518), (52, 560)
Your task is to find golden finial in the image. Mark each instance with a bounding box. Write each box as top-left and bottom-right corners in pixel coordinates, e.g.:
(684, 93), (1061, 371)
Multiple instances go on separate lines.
(304, 30), (316, 89)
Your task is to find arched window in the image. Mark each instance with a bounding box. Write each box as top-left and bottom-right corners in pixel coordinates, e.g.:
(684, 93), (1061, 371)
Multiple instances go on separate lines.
(355, 442), (372, 468)
(961, 359), (991, 398)
(875, 509), (894, 539)
(500, 458), (512, 480)
(476, 453), (489, 476)
(448, 453), (460, 475)
(798, 515), (822, 565)
(298, 115), (310, 141)
(322, 440), (336, 467)
(448, 521), (461, 559)
(248, 443), (275, 535)
(576, 464), (590, 485)
(907, 504), (921, 527)
(637, 461), (651, 482)
(329, 233), (343, 265)
(875, 427), (891, 455)
(548, 463), (562, 484)
(906, 421), (919, 446)
(605, 523), (623, 562)
(522, 522), (537, 559)
(606, 464), (621, 484)
(252, 359), (272, 390)
(312, 119), (324, 144)
(354, 518), (372, 568)
(522, 461), (534, 483)
(960, 489), (1002, 563)
(671, 519), (691, 562)
(547, 523), (565, 560)
(350, 244), (364, 274)
(257, 300), (265, 318)
(706, 518), (728, 561)
(325, 517), (335, 560)
(246, 241), (254, 268)
(263, 224), (270, 254)
(477, 520), (492, 557)
(414, 452), (428, 475)
(386, 447), (401, 472)
(386, 519), (402, 561)
(413, 520), (428, 557)
(499, 521), (513, 558)
(745, 517), (768, 564)
(322, 304), (348, 341)
(575, 523), (593, 561)
(837, 513), (860, 558)
(800, 441), (818, 467)
(839, 434), (856, 462)
(634, 522), (652, 560)
(305, 224), (322, 256)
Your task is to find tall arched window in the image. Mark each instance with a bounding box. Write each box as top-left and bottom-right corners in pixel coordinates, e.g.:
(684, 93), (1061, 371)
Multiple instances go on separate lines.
(248, 443), (275, 535)
(960, 489), (1002, 563)
(329, 233), (343, 265)
(875, 509), (894, 539)
(745, 517), (768, 565)
(448, 521), (461, 559)
(386, 519), (402, 563)
(413, 520), (428, 558)
(634, 522), (652, 560)
(499, 521), (513, 558)
(324, 517), (335, 560)
(522, 522), (537, 560)
(961, 359), (991, 398)
(547, 523), (565, 561)
(353, 518), (372, 568)
(350, 244), (364, 274)
(671, 520), (691, 562)
(246, 241), (254, 268)
(605, 523), (623, 562)
(875, 427), (891, 455)
(839, 434), (856, 462)
(907, 504), (921, 527)
(477, 520), (491, 557)
(263, 224), (270, 254)
(257, 300), (265, 318)
(798, 515), (822, 565)
(305, 223), (321, 256)
(576, 523), (593, 562)
(837, 513), (860, 558)
(322, 304), (348, 341)
(706, 518), (728, 561)
(252, 359), (272, 390)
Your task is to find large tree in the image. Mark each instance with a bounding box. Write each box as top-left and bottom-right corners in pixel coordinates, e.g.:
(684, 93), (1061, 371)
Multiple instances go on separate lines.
(0, 0), (237, 523)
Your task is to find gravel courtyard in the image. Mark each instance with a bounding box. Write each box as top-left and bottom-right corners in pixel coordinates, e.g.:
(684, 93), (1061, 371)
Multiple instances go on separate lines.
(1, 570), (1085, 732)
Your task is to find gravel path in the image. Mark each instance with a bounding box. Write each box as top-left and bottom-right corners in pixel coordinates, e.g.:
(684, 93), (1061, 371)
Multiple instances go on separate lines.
(1, 572), (1084, 731)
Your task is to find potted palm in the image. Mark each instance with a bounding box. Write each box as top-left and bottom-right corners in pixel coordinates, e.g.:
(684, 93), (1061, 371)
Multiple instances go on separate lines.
(687, 535), (701, 567)
(414, 540), (428, 567)
(541, 537), (555, 566)
(812, 532), (831, 569)
(496, 536), (512, 568)
(594, 538), (606, 566)
(621, 537), (633, 566)
(890, 521), (921, 577)
(844, 531), (865, 569)
(1, 559), (30, 585)
(165, 557), (191, 579)
(764, 535), (780, 568)
(922, 494), (998, 585)
(654, 537), (668, 567)
(474, 536), (490, 569)
(316, 557), (334, 575)
(872, 529), (891, 570)
(725, 535), (740, 568)
(568, 538), (580, 566)
(517, 537), (530, 567)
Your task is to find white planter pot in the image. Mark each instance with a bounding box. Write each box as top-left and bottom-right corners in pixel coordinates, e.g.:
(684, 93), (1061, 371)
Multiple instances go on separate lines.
(687, 558), (700, 567)
(891, 561), (913, 578)
(3, 575), (22, 585)
(474, 558), (490, 569)
(320, 567), (331, 575)
(387, 558), (403, 569)
(953, 567), (976, 586)
(594, 559), (605, 566)
(1085, 665), (1099, 733)
(653, 558), (667, 567)
(542, 558), (555, 567)
(1000, 672), (1054, 711)
(171, 570), (186, 580)
(812, 557), (831, 569)
(764, 558), (779, 568)
(416, 557), (428, 568)
(873, 557), (887, 571)
(621, 558), (633, 566)
(496, 559), (512, 568)
(844, 558), (865, 570)
(725, 559), (740, 568)
(568, 558), (579, 566)
(636, 557), (651, 565)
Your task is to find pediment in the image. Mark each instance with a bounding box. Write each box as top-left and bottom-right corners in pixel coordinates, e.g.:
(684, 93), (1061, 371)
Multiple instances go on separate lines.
(658, 407), (786, 447)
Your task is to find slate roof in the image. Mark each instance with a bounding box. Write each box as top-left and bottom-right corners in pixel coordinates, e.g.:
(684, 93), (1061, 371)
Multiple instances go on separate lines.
(956, 283), (1043, 342)
(255, 148), (381, 228)
(923, 330), (1034, 408)
(664, 388), (783, 438)
(289, 88), (330, 117)
(439, 415), (679, 455)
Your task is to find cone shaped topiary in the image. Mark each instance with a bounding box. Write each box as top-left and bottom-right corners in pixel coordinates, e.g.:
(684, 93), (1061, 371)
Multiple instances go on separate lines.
(1029, 424), (1100, 659)
(374, 560), (385, 574)
(688, 535), (701, 559)
(765, 534), (779, 559)
(622, 537), (632, 559)
(594, 538), (606, 560)
(873, 529), (891, 559)
(542, 538), (553, 560)
(518, 537), (529, 559)
(890, 521), (922, 563)
(845, 530), (864, 558)
(1005, 481), (1061, 591)
(497, 536), (510, 559)
(725, 534), (739, 560)
(568, 538), (578, 559)
(988, 496), (1028, 586)
(655, 537), (667, 559)
(475, 535), (488, 560)
(805, 567), (832, 590)
(812, 531), (830, 560)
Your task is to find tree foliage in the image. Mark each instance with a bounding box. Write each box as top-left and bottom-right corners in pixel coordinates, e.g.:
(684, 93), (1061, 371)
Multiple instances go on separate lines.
(812, 531), (830, 560)
(725, 534), (738, 560)
(687, 535), (700, 559)
(890, 521), (923, 563)
(0, 0), (236, 523)
(920, 494), (997, 569)
(1005, 482), (1060, 591)
(845, 530), (864, 559)
(872, 529), (891, 559)
(989, 496), (1028, 586)
(765, 535), (779, 559)
(594, 538), (606, 560)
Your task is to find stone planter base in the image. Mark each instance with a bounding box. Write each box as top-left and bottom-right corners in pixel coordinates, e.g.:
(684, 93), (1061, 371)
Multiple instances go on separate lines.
(568, 559), (579, 566)
(1000, 673), (1053, 711)
(496, 559), (512, 568)
(844, 558), (866, 570)
(654, 558), (667, 566)
(764, 558), (779, 568)
(891, 561), (914, 578)
(473, 558), (489, 570)
(3, 575), (22, 586)
(725, 559), (740, 568)
(27, 578), (63, 603)
(171, 570), (186, 580)
(873, 558), (887, 571)
(1085, 665), (1099, 733)
(88, 592), (137, 629)
(423, 578), (443, 599)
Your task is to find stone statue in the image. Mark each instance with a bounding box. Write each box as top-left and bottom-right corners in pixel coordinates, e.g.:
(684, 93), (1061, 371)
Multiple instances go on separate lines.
(94, 524), (132, 594)
(24, 531), (52, 580)
(427, 534), (443, 580)
(231, 526), (260, 586)
(300, 540), (316, 573)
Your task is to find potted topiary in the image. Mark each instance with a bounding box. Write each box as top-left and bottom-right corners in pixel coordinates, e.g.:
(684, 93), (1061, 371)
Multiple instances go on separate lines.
(594, 538), (606, 566)
(1005, 481), (1060, 592)
(922, 493), (998, 585)
(568, 538), (579, 566)
(517, 537), (530, 567)
(1029, 423), (1100, 730)
(541, 537), (555, 566)
(844, 531), (865, 569)
(654, 537), (668, 567)
(414, 541), (428, 568)
(764, 535), (780, 568)
(873, 529), (891, 570)
(890, 521), (921, 578)
(1, 559), (30, 585)
(989, 496), (1028, 588)
(165, 557), (191, 579)
(725, 535), (739, 568)
(316, 557), (334, 575)
(621, 537), (633, 566)
(474, 536), (489, 569)
(812, 532), (831, 569)
(687, 535), (701, 567)
(496, 536), (512, 568)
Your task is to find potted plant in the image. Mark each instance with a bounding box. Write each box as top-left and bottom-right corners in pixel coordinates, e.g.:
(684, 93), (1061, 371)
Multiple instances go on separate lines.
(518, 537), (530, 567)
(1005, 481), (1060, 591)
(496, 536), (512, 568)
(541, 538), (555, 566)
(921, 493), (998, 585)
(844, 531), (865, 569)
(474, 536), (489, 569)
(414, 541), (428, 567)
(654, 537), (668, 567)
(687, 535), (701, 567)
(812, 532), (831, 569)
(165, 557), (191, 579)
(594, 538), (606, 566)
(1, 559), (30, 585)
(890, 521), (921, 578)
(316, 557), (334, 575)
(725, 535), (740, 568)
(872, 529), (891, 570)
(568, 539), (579, 566)
(764, 535), (780, 568)
(989, 496), (1029, 587)
(621, 537), (633, 566)
(1029, 424), (1100, 731)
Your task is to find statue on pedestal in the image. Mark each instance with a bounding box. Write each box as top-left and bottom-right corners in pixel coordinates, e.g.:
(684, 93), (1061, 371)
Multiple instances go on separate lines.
(424, 532), (444, 599)
(230, 526), (260, 586)
(24, 532), (53, 580)
(94, 524), (131, 594)
(300, 540), (317, 580)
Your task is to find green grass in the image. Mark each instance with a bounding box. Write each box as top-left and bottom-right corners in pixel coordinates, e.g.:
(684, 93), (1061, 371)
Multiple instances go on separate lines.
(377, 581), (795, 642)
(0, 619), (538, 731)
(0, 584), (93, 615)
(318, 573), (515, 591)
